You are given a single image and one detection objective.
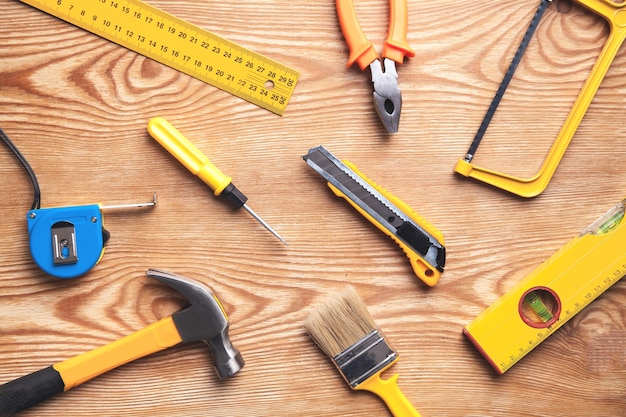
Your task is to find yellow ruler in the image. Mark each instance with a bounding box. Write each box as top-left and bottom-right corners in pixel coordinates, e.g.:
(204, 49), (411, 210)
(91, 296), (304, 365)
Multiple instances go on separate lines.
(464, 197), (626, 374)
(20, 0), (300, 115)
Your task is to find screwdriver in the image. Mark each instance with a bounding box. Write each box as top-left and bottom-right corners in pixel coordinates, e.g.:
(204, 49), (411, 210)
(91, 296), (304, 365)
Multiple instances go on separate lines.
(147, 117), (287, 245)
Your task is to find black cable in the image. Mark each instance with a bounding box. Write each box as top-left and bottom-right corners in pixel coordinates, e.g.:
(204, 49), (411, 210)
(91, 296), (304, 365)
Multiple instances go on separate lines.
(0, 127), (41, 210)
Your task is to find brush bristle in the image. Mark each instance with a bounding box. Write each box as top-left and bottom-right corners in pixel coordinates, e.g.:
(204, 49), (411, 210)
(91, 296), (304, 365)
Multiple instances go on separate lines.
(304, 285), (378, 358)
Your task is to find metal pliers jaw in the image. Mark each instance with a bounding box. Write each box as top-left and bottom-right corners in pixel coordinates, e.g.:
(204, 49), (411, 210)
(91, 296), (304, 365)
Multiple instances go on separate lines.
(370, 58), (401, 133)
(336, 0), (414, 133)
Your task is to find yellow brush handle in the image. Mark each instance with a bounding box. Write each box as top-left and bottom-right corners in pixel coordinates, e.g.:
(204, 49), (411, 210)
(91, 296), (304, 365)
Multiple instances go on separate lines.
(355, 371), (421, 417)
(53, 316), (182, 390)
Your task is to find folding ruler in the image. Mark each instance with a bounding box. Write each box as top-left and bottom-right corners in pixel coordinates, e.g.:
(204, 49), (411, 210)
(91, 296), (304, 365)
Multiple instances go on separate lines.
(465, 197), (626, 373)
(20, 0), (300, 115)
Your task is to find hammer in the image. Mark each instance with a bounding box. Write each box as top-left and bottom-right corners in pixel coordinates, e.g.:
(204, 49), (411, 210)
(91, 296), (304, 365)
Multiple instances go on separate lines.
(0, 269), (244, 416)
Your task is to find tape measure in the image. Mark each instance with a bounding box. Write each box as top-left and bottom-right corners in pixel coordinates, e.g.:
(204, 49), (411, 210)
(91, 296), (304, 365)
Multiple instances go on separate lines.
(464, 197), (626, 374)
(20, 0), (300, 115)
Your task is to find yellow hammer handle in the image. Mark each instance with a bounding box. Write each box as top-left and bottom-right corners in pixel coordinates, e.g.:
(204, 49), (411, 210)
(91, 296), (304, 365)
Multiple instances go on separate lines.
(355, 372), (421, 417)
(53, 316), (182, 390)
(147, 117), (232, 196)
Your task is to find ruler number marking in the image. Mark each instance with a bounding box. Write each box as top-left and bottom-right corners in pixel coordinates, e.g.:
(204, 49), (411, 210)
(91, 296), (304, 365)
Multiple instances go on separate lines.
(26, 0), (298, 114)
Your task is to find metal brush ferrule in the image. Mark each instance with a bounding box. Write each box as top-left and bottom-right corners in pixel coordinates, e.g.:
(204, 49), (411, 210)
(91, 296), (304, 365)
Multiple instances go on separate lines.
(333, 330), (397, 388)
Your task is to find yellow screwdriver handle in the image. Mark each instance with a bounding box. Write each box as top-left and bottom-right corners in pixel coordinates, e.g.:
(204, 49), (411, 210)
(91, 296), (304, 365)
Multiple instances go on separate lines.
(53, 316), (182, 390)
(148, 117), (232, 196)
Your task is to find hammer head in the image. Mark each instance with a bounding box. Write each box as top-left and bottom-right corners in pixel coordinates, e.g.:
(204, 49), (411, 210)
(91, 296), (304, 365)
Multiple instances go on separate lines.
(146, 269), (244, 379)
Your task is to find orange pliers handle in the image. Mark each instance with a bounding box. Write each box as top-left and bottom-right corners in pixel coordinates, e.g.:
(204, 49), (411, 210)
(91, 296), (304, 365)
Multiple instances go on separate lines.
(336, 0), (415, 70)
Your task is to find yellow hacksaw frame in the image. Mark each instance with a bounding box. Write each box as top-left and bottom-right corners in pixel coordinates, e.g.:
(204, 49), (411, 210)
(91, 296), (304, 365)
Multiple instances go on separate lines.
(455, 0), (626, 197)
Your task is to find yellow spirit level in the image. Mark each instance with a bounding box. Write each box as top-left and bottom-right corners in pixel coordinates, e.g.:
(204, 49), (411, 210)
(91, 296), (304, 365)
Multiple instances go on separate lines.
(464, 197), (626, 373)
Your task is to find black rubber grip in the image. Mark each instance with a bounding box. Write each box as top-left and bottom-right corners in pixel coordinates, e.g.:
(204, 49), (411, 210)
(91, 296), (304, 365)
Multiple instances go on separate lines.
(0, 366), (65, 416)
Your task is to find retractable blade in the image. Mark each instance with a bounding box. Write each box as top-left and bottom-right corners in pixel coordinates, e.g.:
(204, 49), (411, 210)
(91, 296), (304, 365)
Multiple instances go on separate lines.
(303, 146), (445, 286)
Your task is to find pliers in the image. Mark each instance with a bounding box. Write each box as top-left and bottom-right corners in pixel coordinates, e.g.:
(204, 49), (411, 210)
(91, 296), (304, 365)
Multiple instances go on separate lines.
(336, 0), (415, 133)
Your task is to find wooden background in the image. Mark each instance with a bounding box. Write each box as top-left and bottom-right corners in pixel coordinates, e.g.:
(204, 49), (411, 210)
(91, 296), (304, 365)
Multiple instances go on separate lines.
(1, 0), (625, 416)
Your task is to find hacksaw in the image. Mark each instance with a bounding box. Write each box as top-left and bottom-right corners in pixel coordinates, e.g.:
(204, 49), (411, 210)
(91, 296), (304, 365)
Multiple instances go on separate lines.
(464, 196), (626, 374)
(19, 0), (300, 115)
(455, 0), (626, 197)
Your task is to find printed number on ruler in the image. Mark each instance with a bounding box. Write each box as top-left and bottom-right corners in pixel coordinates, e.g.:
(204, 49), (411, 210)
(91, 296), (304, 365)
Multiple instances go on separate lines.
(21, 0), (300, 115)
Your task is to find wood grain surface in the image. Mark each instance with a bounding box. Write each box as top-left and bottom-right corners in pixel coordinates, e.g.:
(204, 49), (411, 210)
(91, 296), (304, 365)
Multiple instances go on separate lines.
(1, 0), (625, 416)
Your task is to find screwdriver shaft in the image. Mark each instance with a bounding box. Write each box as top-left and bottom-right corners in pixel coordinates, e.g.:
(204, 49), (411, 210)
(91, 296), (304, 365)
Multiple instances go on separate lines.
(242, 204), (287, 245)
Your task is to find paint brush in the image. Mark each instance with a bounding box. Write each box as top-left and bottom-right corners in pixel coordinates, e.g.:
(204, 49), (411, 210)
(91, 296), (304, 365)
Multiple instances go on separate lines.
(304, 286), (421, 417)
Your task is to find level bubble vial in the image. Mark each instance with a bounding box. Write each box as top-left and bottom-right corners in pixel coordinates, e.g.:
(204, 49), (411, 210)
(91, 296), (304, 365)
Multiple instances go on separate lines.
(519, 287), (561, 329)
(582, 199), (625, 236)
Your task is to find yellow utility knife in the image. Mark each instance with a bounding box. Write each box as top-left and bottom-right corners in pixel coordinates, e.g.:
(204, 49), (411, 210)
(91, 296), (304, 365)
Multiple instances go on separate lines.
(303, 146), (445, 286)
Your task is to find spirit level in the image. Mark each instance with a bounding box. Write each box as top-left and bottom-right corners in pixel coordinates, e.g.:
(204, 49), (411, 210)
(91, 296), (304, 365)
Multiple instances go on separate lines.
(464, 197), (626, 373)
(20, 0), (300, 115)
